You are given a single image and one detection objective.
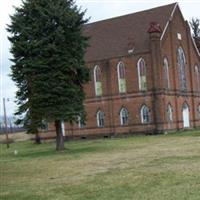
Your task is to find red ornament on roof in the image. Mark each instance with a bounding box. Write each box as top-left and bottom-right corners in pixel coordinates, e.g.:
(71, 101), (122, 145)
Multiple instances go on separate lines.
(148, 22), (162, 33)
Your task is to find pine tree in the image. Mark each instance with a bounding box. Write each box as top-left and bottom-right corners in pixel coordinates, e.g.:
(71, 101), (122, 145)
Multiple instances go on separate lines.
(7, 0), (89, 150)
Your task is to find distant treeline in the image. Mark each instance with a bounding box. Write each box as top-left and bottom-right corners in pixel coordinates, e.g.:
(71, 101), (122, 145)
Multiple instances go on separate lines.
(0, 115), (25, 134)
(0, 127), (25, 134)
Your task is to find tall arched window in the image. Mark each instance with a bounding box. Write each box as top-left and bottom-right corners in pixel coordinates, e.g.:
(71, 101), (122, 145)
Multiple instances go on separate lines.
(120, 107), (128, 125)
(177, 47), (187, 90)
(94, 65), (102, 96)
(97, 110), (105, 127)
(167, 104), (173, 122)
(117, 62), (126, 93)
(137, 58), (147, 91)
(141, 105), (150, 123)
(163, 57), (170, 89)
(195, 65), (200, 92)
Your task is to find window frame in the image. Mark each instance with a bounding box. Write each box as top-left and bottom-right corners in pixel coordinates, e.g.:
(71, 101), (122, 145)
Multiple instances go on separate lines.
(96, 110), (105, 127)
(94, 65), (103, 96)
(141, 105), (150, 124)
(163, 57), (170, 89)
(195, 65), (200, 92)
(167, 104), (173, 123)
(120, 107), (129, 126)
(177, 47), (187, 91)
(137, 58), (147, 91)
(117, 61), (127, 93)
(197, 104), (200, 119)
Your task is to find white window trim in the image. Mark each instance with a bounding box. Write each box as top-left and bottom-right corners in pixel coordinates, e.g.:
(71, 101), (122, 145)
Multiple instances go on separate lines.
(141, 105), (149, 124)
(78, 116), (84, 128)
(137, 58), (147, 91)
(177, 47), (187, 90)
(120, 108), (128, 126)
(97, 110), (104, 127)
(94, 65), (101, 96)
(117, 61), (126, 93)
(195, 65), (200, 92)
(198, 105), (200, 119)
(167, 104), (173, 122)
(163, 57), (170, 89)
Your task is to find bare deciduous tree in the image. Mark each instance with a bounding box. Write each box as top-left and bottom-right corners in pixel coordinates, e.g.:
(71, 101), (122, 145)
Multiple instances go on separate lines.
(190, 18), (200, 38)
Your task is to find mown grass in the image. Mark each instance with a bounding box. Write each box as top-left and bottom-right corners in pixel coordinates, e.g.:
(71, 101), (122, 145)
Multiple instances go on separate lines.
(1, 130), (200, 200)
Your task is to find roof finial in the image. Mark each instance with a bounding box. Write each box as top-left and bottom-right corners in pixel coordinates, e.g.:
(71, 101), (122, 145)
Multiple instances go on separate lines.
(148, 22), (162, 33)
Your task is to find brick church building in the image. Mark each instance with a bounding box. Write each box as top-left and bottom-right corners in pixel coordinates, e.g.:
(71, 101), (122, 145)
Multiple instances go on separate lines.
(44, 3), (200, 139)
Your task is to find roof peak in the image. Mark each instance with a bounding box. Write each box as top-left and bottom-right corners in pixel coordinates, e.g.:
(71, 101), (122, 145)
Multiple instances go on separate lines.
(86, 3), (177, 27)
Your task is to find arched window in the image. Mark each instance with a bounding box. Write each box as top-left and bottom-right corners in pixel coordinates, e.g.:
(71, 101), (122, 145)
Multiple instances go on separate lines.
(137, 58), (147, 91)
(167, 104), (173, 122)
(195, 65), (200, 92)
(177, 47), (186, 90)
(182, 102), (190, 128)
(197, 104), (200, 119)
(120, 107), (128, 125)
(163, 57), (170, 89)
(117, 62), (126, 93)
(94, 65), (102, 96)
(78, 116), (85, 128)
(141, 105), (150, 123)
(97, 110), (105, 127)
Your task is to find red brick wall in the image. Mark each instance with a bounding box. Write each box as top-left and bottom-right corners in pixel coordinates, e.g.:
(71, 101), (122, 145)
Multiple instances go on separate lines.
(161, 6), (200, 130)
(41, 6), (200, 139)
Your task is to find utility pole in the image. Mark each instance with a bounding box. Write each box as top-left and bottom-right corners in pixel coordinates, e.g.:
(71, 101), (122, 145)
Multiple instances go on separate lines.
(3, 98), (9, 148)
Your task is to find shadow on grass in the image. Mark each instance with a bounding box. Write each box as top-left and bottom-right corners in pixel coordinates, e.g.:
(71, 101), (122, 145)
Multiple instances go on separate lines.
(0, 140), (115, 161)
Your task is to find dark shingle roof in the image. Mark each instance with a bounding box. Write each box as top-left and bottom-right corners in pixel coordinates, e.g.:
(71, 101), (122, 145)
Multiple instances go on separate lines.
(84, 3), (176, 62)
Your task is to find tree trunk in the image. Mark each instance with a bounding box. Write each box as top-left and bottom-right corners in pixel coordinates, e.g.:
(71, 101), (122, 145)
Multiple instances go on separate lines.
(55, 120), (65, 151)
(35, 132), (41, 144)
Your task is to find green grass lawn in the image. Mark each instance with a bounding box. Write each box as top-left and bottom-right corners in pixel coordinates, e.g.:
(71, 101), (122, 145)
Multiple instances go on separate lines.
(1, 131), (200, 200)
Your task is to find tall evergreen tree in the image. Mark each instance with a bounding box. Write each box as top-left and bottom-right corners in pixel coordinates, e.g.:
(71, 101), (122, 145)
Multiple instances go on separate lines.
(7, 0), (90, 150)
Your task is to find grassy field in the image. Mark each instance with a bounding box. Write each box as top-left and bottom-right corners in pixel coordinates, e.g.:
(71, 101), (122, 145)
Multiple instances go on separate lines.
(1, 131), (200, 200)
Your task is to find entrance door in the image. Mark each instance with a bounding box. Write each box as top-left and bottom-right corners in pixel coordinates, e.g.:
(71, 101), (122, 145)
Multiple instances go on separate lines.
(182, 103), (190, 128)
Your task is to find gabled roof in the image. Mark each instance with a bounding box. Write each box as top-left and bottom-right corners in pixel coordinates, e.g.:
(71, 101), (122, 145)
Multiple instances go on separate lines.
(84, 3), (177, 62)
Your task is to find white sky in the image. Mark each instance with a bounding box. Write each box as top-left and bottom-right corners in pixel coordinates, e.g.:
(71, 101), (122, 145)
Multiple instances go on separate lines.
(0, 0), (200, 116)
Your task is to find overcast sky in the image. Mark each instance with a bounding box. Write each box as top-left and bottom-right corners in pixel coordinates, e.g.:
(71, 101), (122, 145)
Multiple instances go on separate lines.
(0, 0), (200, 116)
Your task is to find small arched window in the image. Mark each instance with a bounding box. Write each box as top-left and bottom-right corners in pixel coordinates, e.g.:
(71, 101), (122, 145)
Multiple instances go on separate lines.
(163, 57), (170, 89)
(197, 104), (200, 119)
(120, 107), (128, 125)
(177, 47), (187, 90)
(97, 110), (105, 127)
(195, 65), (200, 92)
(182, 102), (190, 128)
(167, 104), (173, 122)
(117, 62), (126, 93)
(78, 116), (85, 128)
(137, 58), (147, 91)
(141, 105), (150, 123)
(94, 65), (102, 96)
